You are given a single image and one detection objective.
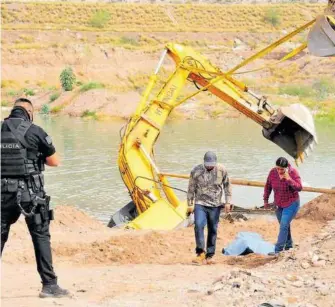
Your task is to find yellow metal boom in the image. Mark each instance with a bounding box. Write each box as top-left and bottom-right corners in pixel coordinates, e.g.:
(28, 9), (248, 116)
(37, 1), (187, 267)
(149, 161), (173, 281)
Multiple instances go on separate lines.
(115, 25), (318, 230)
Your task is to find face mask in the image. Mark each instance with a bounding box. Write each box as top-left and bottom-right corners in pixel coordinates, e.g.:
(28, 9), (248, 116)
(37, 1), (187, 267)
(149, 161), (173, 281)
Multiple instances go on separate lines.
(12, 106), (33, 122)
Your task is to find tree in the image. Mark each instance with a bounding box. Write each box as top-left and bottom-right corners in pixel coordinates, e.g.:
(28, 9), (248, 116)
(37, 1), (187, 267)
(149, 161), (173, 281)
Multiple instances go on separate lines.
(60, 67), (76, 91)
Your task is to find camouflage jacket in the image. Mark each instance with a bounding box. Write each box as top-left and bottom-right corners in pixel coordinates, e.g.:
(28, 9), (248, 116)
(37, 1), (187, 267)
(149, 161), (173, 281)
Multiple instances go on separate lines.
(187, 163), (232, 208)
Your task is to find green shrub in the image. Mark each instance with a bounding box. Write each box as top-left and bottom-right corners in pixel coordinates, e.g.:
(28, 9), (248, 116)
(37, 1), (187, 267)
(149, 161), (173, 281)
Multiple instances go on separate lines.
(264, 8), (281, 27)
(278, 85), (313, 98)
(23, 88), (35, 96)
(40, 104), (50, 114)
(50, 105), (63, 114)
(60, 67), (76, 91)
(89, 10), (111, 28)
(119, 36), (139, 46)
(316, 109), (335, 122)
(312, 78), (335, 100)
(49, 92), (61, 102)
(81, 110), (98, 119)
(7, 89), (19, 97)
(80, 82), (105, 93)
(1, 100), (10, 106)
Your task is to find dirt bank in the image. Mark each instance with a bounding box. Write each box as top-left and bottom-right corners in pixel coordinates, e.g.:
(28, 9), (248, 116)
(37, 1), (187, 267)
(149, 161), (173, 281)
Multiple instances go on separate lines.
(297, 193), (335, 222)
(2, 28), (334, 121)
(2, 194), (335, 306)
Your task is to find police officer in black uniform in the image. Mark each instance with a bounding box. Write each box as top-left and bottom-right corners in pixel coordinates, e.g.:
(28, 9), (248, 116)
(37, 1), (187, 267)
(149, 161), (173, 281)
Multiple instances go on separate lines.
(1, 98), (69, 298)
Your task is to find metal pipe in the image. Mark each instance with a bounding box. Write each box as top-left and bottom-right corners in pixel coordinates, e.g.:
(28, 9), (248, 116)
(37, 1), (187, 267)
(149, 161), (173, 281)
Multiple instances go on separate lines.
(138, 144), (160, 175)
(155, 49), (168, 75)
(247, 89), (261, 100)
(160, 173), (335, 194)
(136, 146), (180, 207)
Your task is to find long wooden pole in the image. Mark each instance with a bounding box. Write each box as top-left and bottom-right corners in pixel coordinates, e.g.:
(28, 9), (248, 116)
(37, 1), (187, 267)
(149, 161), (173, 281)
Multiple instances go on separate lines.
(160, 172), (335, 195)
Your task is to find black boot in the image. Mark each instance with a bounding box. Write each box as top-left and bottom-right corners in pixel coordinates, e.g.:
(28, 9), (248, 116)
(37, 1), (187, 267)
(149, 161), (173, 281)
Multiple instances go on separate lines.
(39, 284), (70, 298)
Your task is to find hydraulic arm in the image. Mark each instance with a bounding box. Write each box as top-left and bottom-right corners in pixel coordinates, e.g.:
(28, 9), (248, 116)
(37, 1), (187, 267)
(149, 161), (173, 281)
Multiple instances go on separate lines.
(115, 24), (318, 230)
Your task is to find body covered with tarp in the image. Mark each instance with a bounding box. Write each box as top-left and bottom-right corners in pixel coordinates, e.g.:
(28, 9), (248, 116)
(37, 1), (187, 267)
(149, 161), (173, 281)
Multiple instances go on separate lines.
(223, 232), (275, 256)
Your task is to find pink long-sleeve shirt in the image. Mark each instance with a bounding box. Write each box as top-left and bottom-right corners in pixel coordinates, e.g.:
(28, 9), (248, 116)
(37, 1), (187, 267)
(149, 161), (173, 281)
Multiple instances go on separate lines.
(263, 164), (302, 208)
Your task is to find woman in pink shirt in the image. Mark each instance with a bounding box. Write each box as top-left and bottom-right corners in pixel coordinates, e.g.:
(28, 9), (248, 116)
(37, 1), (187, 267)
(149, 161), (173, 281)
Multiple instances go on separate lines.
(263, 157), (302, 254)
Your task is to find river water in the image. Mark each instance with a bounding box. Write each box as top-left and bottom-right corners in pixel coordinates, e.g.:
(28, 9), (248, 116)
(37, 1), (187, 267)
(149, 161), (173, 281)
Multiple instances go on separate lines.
(2, 111), (335, 223)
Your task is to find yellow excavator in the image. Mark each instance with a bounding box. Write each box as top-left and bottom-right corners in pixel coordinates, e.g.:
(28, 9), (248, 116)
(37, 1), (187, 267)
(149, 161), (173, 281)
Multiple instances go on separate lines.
(108, 6), (334, 230)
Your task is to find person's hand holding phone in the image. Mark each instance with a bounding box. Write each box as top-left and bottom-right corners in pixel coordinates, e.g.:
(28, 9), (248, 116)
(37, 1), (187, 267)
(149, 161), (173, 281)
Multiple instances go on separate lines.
(277, 166), (290, 180)
(282, 168), (291, 180)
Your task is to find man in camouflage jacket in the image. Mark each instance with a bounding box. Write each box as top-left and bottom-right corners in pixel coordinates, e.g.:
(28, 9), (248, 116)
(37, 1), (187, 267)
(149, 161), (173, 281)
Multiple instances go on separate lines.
(187, 151), (232, 264)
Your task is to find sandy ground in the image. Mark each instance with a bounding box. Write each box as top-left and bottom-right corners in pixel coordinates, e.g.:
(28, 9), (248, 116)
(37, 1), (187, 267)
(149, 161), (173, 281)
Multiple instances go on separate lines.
(1, 194), (335, 307)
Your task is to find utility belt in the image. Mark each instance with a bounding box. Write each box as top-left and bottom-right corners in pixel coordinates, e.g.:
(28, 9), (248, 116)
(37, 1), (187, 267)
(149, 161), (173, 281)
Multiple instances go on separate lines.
(1, 176), (54, 223)
(1, 173), (44, 195)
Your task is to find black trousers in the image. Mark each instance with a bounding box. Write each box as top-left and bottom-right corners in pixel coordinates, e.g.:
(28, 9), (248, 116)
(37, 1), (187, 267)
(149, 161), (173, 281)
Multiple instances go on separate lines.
(1, 192), (57, 285)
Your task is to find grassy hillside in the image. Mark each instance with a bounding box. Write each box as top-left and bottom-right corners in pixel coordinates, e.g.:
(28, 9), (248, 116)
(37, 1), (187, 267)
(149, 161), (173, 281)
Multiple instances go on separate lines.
(1, 2), (324, 32)
(1, 2), (334, 121)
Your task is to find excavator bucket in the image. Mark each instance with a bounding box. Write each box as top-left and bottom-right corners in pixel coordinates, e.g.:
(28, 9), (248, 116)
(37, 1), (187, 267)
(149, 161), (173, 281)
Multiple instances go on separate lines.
(308, 14), (335, 57)
(262, 104), (317, 160)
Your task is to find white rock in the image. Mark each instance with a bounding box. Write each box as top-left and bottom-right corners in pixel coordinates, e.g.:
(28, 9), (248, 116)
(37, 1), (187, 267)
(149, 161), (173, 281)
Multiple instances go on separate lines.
(233, 38), (243, 46)
(286, 274), (299, 282)
(267, 298), (286, 306)
(282, 42), (300, 51)
(301, 261), (311, 269)
(318, 286), (330, 296)
(311, 254), (319, 263)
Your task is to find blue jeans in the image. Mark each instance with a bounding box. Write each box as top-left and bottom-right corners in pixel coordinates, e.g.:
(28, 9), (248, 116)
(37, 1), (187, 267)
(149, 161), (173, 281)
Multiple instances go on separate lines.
(275, 200), (300, 252)
(194, 204), (221, 258)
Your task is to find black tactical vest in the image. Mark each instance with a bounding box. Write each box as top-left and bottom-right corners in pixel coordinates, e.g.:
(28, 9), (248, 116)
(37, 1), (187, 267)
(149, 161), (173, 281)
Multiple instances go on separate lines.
(1, 118), (42, 178)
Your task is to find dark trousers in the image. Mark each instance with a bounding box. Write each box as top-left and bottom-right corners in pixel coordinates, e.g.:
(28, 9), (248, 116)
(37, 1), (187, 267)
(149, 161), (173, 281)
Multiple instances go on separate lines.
(1, 192), (57, 285)
(194, 204), (221, 258)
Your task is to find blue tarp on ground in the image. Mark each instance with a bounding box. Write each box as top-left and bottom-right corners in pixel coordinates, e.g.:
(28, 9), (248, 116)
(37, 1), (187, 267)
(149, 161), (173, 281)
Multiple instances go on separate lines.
(223, 232), (275, 256)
